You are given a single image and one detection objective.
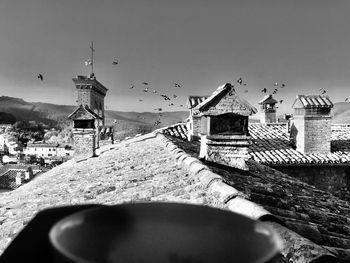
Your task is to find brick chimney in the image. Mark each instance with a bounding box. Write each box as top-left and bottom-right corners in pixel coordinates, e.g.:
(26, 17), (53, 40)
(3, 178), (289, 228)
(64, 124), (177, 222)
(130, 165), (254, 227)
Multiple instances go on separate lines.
(259, 95), (277, 123)
(16, 172), (22, 186)
(290, 95), (333, 154)
(198, 83), (257, 170)
(68, 105), (101, 162)
(186, 96), (208, 141)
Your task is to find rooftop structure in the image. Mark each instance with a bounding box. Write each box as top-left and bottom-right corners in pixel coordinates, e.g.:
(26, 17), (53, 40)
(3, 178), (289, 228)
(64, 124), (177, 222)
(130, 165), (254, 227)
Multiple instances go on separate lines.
(291, 95), (334, 154)
(259, 94), (278, 123)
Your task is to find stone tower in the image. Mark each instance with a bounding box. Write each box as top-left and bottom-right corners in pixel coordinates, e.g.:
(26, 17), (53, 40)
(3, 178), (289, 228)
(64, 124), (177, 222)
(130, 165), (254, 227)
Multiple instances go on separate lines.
(73, 74), (108, 126)
(290, 95), (333, 154)
(259, 95), (277, 124)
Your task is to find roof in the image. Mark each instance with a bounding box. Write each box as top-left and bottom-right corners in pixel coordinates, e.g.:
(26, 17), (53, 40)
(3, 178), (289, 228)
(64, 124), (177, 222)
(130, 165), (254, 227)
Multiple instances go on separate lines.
(250, 123), (350, 165)
(186, 96), (209, 109)
(67, 104), (102, 120)
(259, 94), (278, 105)
(164, 122), (350, 165)
(160, 125), (350, 257)
(27, 143), (59, 148)
(292, 95), (334, 109)
(197, 83), (257, 116)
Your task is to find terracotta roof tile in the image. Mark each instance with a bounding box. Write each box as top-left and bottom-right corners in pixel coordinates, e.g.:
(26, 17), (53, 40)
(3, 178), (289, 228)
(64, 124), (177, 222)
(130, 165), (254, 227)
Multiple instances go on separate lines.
(186, 96), (208, 109)
(292, 95), (334, 108)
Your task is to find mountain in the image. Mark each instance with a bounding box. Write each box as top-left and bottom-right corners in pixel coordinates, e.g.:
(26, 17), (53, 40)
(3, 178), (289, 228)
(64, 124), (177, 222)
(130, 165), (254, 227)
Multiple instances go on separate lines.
(0, 96), (188, 137)
(332, 102), (350, 124)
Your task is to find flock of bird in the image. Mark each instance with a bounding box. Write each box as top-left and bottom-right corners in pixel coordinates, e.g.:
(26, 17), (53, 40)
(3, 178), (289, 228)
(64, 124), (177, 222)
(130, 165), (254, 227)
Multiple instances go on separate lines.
(35, 57), (350, 127)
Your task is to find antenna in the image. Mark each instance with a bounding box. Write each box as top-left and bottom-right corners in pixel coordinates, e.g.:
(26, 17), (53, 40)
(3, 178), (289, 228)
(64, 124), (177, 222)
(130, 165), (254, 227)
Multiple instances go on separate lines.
(90, 41), (95, 75)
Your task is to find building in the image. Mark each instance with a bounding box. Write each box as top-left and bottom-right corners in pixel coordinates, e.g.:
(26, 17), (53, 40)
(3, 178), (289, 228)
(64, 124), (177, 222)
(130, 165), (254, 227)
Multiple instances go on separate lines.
(0, 164), (42, 189)
(23, 143), (73, 159)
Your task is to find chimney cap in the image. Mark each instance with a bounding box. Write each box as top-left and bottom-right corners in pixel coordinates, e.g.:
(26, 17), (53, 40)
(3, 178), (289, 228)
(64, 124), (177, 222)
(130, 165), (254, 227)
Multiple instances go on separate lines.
(292, 95), (333, 109)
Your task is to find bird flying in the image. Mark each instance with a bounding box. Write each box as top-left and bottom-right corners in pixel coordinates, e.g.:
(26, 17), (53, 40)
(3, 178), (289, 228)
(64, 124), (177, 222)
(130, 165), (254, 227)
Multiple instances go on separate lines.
(261, 88), (267, 93)
(142, 82), (149, 85)
(345, 98), (349, 102)
(174, 83), (181, 88)
(130, 85), (134, 89)
(237, 78), (243, 85)
(143, 88), (148, 92)
(37, 74), (43, 81)
(112, 60), (118, 65)
(279, 100), (283, 104)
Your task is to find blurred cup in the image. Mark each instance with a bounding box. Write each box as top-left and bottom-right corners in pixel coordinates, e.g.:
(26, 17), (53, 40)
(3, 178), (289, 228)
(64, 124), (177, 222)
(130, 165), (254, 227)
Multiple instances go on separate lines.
(49, 202), (282, 263)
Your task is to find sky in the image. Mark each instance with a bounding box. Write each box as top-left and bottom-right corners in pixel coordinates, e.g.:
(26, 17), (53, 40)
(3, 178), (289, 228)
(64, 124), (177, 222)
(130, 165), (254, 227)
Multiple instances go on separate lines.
(0, 0), (350, 115)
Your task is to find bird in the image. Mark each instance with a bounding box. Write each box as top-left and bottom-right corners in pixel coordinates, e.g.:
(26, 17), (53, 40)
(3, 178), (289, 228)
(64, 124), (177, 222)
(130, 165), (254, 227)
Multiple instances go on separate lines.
(37, 74), (43, 81)
(174, 83), (181, 88)
(169, 103), (174, 106)
(143, 88), (148, 92)
(273, 90), (278, 94)
(261, 88), (267, 93)
(345, 98), (349, 102)
(237, 78), (243, 85)
(179, 104), (183, 107)
(321, 90), (327, 94)
(130, 85), (134, 89)
(274, 82), (278, 86)
(279, 100), (284, 104)
(142, 82), (149, 85)
(112, 60), (118, 65)
(161, 94), (170, 100)
(281, 83), (286, 88)
(154, 108), (162, 111)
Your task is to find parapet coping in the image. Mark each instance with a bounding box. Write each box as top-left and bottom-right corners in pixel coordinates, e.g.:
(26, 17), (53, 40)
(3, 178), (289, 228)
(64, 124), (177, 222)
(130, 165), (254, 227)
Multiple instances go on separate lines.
(156, 133), (340, 262)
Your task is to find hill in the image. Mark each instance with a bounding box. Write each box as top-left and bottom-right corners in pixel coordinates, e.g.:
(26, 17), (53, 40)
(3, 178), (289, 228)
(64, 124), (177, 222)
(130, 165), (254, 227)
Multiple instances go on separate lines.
(0, 96), (188, 137)
(332, 102), (350, 124)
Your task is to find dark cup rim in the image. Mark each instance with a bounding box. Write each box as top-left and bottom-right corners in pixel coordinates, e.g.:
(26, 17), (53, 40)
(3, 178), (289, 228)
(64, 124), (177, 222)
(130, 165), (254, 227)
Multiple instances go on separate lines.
(49, 202), (282, 263)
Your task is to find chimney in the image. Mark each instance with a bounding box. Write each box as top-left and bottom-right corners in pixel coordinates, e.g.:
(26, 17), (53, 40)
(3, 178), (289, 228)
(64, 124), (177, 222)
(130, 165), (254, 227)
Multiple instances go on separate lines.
(259, 95), (277, 124)
(290, 95), (333, 154)
(16, 172), (22, 186)
(25, 167), (33, 180)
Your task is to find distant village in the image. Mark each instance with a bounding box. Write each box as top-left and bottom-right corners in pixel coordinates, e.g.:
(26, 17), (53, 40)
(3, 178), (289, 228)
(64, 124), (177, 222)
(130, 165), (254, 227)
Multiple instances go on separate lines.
(0, 123), (74, 190)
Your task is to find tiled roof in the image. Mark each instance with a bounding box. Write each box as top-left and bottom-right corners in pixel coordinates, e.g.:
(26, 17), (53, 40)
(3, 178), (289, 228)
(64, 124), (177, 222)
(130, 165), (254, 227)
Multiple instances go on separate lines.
(161, 122), (350, 165)
(197, 83), (258, 115)
(186, 96), (208, 109)
(292, 95), (333, 109)
(67, 104), (101, 120)
(259, 94), (278, 105)
(249, 123), (350, 165)
(27, 143), (59, 148)
(164, 133), (350, 253)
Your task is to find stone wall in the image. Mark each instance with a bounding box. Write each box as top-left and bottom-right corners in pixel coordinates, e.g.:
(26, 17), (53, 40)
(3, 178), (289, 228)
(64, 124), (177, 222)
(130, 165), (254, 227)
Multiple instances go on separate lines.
(273, 164), (350, 201)
(77, 89), (91, 106)
(73, 128), (96, 162)
(200, 136), (250, 170)
(291, 116), (331, 154)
